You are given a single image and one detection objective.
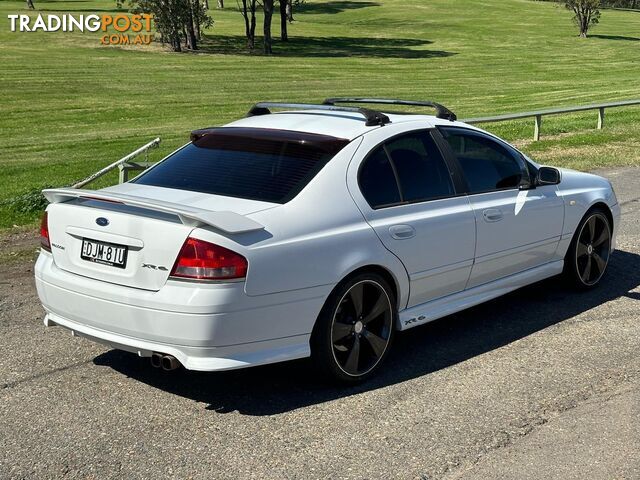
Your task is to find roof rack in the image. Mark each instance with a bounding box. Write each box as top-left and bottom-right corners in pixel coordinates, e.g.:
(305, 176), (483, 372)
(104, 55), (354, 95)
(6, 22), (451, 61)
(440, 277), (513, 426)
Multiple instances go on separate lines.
(246, 102), (391, 127)
(323, 97), (457, 121)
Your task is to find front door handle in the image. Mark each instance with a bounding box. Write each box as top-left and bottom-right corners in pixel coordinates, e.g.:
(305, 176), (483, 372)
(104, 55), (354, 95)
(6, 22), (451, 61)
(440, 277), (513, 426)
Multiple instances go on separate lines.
(482, 208), (504, 222)
(389, 224), (416, 240)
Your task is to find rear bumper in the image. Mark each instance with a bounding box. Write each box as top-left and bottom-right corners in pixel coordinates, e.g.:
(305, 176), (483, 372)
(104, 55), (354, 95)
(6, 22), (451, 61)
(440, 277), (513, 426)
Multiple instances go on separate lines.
(43, 311), (310, 371)
(35, 252), (330, 371)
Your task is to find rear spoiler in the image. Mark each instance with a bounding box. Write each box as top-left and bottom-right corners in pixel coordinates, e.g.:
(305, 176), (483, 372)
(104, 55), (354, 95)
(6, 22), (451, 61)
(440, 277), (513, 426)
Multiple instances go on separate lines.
(42, 188), (265, 234)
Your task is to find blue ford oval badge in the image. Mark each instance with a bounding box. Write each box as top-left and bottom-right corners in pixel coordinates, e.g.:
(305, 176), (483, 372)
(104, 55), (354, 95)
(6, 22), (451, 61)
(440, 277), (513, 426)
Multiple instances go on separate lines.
(96, 217), (109, 227)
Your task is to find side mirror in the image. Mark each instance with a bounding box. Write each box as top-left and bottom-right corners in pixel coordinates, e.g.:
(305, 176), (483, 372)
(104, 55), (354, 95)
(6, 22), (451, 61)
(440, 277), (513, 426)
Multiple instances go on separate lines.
(537, 166), (561, 186)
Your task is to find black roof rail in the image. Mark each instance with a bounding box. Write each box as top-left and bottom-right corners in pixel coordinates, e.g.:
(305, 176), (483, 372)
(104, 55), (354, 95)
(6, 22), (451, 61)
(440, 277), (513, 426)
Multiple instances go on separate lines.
(246, 102), (391, 127)
(322, 97), (457, 121)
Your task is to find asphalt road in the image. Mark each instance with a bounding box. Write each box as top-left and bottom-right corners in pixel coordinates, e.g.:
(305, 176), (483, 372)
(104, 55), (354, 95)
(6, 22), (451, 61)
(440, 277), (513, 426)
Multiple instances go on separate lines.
(1, 166), (639, 480)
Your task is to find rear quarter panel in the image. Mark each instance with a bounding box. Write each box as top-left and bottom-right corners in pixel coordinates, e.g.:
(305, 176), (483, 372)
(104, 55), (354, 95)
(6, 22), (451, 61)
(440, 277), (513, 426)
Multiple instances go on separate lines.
(228, 137), (410, 306)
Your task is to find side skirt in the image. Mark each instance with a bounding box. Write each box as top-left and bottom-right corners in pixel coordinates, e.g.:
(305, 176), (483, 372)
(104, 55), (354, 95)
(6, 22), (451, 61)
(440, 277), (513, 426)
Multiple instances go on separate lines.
(398, 260), (564, 330)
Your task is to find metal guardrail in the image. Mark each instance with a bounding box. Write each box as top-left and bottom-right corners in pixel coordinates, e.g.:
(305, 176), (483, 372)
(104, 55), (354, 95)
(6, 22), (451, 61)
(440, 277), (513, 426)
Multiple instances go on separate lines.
(462, 99), (640, 141)
(72, 137), (161, 189)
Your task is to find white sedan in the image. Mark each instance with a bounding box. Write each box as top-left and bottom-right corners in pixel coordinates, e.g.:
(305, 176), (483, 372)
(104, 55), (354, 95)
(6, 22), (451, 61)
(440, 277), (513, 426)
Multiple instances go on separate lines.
(35, 98), (620, 382)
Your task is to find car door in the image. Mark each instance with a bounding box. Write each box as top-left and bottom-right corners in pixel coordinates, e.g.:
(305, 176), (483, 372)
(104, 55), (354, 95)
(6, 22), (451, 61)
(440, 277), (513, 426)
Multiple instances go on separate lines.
(347, 128), (476, 308)
(438, 127), (564, 289)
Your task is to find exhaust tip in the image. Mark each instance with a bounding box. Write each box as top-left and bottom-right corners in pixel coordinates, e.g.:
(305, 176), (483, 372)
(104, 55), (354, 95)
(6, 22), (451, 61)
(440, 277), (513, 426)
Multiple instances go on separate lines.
(150, 352), (163, 368)
(161, 354), (181, 371)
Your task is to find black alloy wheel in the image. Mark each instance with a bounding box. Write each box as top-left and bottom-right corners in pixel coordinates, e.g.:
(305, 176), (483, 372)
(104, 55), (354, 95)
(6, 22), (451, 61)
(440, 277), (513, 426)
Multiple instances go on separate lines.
(575, 212), (611, 286)
(331, 280), (393, 377)
(565, 209), (612, 289)
(311, 273), (396, 383)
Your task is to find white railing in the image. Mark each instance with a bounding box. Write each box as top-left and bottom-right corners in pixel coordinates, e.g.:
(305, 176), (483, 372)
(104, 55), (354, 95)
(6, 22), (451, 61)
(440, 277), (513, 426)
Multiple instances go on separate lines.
(462, 99), (640, 141)
(72, 137), (161, 188)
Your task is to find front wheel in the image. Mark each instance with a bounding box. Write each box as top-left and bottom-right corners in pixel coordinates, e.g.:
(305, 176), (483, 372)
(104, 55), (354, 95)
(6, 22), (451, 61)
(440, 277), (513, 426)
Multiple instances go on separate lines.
(311, 273), (396, 383)
(563, 209), (612, 289)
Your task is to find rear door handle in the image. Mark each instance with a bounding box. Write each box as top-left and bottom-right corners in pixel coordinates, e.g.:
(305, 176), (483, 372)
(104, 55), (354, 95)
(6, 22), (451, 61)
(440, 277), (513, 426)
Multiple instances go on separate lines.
(482, 208), (504, 222)
(389, 224), (416, 240)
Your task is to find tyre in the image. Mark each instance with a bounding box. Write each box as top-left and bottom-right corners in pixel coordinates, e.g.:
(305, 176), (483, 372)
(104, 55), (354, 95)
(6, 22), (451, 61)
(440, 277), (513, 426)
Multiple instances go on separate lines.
(563, 208), (612, 289)
(311, 272), (396, 383)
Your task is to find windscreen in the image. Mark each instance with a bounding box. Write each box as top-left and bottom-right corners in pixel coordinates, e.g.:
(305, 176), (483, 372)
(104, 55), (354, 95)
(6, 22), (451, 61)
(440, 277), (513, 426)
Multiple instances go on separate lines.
(133, 127), (350, 204)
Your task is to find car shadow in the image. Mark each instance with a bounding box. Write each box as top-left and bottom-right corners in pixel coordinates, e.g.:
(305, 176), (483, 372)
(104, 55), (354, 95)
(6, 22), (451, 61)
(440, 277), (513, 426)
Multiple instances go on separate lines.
(94, 249), (640, 416)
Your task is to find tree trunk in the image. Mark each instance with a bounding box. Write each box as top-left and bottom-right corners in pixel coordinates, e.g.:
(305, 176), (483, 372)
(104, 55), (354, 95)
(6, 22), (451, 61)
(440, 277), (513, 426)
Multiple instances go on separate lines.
(287, 0), (293, 22)
(186, 17), (197, 49)
(26, 0), (34, 8)
(279, 0), (288, 41)
(263, 0), (274, 54)
(580, 9), (589, 37)
(249, 0), (257, 49)
(173, 32), (182, 52)
(193, 0), (201, 40)
(217, 0), (223, 7)
(241, 0), (251, 46)
(182, 26), (189, 48)
(203, 0), (209, 9)
(241, 0), (256, 49)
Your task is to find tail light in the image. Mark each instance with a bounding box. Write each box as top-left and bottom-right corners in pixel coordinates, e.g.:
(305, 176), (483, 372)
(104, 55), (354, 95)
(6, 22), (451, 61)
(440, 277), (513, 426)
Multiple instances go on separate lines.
(40, 211), (51, 252)
(170, 237), (247, 281)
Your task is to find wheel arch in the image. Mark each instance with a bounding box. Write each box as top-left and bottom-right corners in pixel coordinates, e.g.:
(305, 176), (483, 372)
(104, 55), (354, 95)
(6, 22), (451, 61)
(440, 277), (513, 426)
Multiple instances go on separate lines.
(338, 264), (401, 311)
(588, 201), (614, 231)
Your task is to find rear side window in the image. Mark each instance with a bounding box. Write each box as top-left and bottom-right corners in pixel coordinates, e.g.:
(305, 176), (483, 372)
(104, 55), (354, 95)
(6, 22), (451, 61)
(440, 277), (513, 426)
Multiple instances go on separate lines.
(359, 147), (402, 208)
(440, 128), (528, 193)
(359, 131), (454, 209)
(134, 128), (349, 204)
(385, 133), (455, 203)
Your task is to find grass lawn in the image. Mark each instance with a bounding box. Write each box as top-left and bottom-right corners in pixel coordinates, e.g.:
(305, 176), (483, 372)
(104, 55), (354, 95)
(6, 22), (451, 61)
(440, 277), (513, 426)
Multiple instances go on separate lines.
(1, 0), (639, 229)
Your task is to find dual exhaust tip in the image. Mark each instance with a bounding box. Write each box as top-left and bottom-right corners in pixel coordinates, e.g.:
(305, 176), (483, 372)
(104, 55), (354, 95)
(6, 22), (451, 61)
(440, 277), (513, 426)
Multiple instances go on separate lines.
(150, 352), (181, 371)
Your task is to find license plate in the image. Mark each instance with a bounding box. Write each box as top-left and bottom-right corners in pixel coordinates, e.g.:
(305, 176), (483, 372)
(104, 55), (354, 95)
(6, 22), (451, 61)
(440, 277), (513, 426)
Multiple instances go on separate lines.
(81, 238), (128, 269)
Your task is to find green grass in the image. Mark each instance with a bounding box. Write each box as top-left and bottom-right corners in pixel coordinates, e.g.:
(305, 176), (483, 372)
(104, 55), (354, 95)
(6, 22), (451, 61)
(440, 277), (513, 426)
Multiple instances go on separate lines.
(1, 0), (640, 229)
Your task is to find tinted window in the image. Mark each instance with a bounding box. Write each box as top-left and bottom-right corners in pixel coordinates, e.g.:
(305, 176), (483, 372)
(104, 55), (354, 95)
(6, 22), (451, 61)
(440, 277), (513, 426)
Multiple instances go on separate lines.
(359, 147), (401, 208)
(385, 133), (454, 202)
(441, 128), (527, 193)
(134, 128), (349, 204)
(359, 131), (454, 209)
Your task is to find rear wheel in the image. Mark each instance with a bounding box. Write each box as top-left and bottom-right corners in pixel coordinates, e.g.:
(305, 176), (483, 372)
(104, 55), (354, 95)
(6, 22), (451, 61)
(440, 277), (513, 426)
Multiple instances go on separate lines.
(564, 209), (612, 289)
(311, 273), (396, 383)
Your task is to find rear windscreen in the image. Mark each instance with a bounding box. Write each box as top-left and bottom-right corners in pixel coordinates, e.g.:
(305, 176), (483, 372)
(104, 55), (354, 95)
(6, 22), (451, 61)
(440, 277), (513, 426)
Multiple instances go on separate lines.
(133, 127), (350, 204)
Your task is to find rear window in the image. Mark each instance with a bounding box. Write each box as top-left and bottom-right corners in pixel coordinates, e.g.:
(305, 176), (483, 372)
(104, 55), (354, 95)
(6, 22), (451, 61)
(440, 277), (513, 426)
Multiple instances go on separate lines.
(133, 128), (350, 204)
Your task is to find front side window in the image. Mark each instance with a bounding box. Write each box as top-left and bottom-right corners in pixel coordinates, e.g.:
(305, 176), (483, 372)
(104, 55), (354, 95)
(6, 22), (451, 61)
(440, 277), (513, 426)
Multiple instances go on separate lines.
(359, 131), (455, 209)
(440, 128), (528, 194)
(134, 128), (349, 204)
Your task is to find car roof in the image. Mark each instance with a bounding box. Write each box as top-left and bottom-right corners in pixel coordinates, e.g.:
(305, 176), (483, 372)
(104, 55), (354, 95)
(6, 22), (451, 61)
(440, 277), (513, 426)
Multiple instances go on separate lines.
(223, 110), (477, 140)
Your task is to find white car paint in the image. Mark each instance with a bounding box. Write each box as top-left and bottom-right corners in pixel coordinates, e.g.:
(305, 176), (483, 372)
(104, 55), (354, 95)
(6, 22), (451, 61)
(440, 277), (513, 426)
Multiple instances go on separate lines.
(34, 109), (621, 371)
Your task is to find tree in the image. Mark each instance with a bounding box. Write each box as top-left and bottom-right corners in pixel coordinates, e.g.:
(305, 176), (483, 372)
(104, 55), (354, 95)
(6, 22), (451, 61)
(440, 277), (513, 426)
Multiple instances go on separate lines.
(26, 0), (35, 8)
(238, 0), (295, 52)
(263, 0), (274, 54)
(565, 0), (601, 37)
(279, 0), (288, 41)
(286, 0), (293, 22)
(118, 0), (212, 51)
(238, 0), (257, 48)
(288, 0), (305, 22)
